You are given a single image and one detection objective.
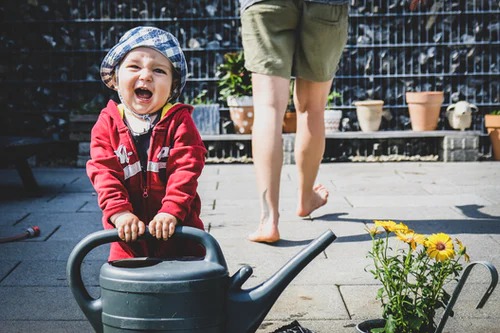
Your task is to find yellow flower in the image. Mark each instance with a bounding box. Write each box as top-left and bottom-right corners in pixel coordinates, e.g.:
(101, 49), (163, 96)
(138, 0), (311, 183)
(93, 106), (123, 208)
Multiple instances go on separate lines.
(391, 222), (410, 233)
(365, 225), (382, 237)
(455, 238), (470, 262)
(396, 230), (426, 250)
(425, 233), (455, 261)
(374, 220), (396, 231)
(374, 220), (409, 233)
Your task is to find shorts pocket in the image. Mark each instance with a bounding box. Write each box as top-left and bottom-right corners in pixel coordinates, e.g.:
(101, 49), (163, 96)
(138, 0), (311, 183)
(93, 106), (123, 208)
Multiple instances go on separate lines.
(306, 3), (348, 26)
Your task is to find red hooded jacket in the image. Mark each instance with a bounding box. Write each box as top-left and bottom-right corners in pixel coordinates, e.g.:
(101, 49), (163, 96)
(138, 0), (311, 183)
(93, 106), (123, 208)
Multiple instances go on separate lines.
(87, 100), (207, 260)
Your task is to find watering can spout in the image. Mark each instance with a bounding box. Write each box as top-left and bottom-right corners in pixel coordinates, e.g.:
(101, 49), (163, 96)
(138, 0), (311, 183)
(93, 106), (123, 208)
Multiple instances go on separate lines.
(226, 229), (336, 333)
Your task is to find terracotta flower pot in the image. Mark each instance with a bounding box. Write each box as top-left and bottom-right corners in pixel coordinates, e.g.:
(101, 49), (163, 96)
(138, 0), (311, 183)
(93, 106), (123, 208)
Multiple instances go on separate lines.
(282, 111), (297, 133)
(354, 100), (384, 132)
(227, 96), (254, 134)
(406, 91), (444, 131)
(485, 114), (500, 161)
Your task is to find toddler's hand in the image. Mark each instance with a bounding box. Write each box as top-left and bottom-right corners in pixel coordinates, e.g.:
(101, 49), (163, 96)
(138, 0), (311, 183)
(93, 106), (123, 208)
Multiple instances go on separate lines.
(112, 212), (146, 242)
(149, 213), (178, 240)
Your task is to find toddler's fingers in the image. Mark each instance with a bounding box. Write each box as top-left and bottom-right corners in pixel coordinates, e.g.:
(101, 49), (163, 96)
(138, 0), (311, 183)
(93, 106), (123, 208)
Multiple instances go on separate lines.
(162, 223), (170, 240)
(123, 225), (131, 242)
(130, 223), (138, 241)
(148, 221), (156, 237)
(168, 223), (176, 238)
(155, 222), (163, 240)
(138, 221), (146, 236)
(118, 226), (125, 241)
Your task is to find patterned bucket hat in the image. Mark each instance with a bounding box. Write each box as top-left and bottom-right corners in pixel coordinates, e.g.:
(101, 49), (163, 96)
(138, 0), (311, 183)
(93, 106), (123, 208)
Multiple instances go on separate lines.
(100, 26), (187, 101)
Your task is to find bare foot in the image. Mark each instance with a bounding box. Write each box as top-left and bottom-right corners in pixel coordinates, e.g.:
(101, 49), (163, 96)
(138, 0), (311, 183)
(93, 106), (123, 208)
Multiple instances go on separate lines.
(248, 222), (280, 243)
(296, 184), (329, 217)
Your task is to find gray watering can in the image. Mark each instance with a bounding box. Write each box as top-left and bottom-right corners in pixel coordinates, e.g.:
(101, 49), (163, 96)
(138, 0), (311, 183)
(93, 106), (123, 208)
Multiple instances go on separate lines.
(67, 226), (336, 333)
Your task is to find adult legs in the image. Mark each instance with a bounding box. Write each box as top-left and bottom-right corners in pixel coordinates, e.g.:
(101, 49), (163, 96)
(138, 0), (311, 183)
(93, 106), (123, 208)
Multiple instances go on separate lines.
(293, 77), (332, 217)
(248, 73), (290, 243)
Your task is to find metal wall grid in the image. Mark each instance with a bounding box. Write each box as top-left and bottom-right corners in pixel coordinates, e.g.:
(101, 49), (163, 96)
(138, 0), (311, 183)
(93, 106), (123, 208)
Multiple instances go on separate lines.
(333, 0), (499, 132)
(0, 0), (498, 138)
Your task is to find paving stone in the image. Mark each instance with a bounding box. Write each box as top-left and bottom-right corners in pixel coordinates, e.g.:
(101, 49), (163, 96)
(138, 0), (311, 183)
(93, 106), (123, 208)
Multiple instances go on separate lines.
(0, 261), (19, 282)
(264, 284), (349, 321)
(0, 163), (499, 333)
(345, 193), (491, 208)
(0, 241), (109, 261)
(1, 260), (101, 287)
(0, 320), (93, 333)
(0, 286), (98, 320)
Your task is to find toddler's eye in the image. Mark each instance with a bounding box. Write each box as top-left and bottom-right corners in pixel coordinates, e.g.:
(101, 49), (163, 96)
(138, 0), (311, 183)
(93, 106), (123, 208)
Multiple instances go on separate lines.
(154, 68), (166, 74)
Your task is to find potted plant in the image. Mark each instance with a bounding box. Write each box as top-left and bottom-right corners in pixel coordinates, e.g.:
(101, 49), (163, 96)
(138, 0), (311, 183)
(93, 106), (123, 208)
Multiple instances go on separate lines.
(282, 80), (297, 133)
(324, 90), (343, 133)
(190, 89), (220, 135)
(405, 91), (444, 131)
(358, 220), (471, 333)
(217, 51), (253, 134)
(485, 110), (500, 161)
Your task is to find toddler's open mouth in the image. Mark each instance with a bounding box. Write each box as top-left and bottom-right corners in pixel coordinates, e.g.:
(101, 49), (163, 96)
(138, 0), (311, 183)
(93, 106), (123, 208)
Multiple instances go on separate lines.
(135, 88), (153, 100)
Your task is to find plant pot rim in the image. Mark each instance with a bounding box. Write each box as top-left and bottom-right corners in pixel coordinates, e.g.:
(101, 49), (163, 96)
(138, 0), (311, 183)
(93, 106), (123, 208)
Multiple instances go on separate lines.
(355, 319), (386, 333)
(353, 100), (384, 106)
(406, 91), (444, 104)
(485, 114), (500, 127)
(406, 91), (443, 96)
(227, 95), (253, 107)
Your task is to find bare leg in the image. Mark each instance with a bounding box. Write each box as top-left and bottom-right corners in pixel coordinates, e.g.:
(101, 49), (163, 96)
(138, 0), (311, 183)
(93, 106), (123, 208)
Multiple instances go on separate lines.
(294, 78), (332, 217)
(248, 73), (290, 243)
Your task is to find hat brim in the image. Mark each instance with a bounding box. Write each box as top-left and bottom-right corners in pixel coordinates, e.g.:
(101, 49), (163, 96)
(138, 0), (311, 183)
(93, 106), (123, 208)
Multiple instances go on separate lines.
(100, 26), (187, 101)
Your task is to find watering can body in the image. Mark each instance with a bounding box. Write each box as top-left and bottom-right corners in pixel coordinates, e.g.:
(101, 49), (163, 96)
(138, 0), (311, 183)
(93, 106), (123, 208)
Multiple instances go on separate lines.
(67, 226), (336, 333)
(99, 258), (228, 332)
(446, 101), (477, 131)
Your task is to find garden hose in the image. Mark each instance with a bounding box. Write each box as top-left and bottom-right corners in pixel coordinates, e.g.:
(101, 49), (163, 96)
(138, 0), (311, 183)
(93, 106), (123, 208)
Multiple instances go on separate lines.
(0, 226), (40, 243)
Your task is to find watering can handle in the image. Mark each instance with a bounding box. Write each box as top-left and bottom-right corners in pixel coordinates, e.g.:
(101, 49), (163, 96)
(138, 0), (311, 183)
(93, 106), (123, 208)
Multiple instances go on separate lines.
(66, 226), (226, 333)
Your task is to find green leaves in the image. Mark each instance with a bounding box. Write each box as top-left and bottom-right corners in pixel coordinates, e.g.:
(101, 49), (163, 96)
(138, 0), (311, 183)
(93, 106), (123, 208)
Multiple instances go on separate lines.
(366, 222), (468, 332)
(217, 51), (252, 101)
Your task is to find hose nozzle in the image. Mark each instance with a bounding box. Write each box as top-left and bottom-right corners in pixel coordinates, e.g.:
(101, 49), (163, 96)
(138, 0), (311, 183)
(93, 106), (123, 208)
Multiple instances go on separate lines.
(26, 226), (41, 238)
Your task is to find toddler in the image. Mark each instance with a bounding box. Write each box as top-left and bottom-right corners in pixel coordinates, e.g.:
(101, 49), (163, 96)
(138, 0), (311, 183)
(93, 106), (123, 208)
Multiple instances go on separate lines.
(87, 26), (206, 260)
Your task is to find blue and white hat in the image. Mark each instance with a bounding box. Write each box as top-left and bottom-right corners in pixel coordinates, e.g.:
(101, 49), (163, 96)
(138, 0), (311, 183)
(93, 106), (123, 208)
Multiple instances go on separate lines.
(100, 26), (187, 102)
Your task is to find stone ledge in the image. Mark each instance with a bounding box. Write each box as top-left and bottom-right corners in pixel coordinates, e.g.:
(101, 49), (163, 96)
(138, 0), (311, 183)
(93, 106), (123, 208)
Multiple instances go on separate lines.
(202, 130), (483, 140)
(77, 131), (484, 167)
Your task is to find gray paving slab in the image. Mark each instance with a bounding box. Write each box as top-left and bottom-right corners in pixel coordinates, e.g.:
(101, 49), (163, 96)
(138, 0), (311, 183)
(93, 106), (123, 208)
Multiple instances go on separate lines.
(345, 193), (492, 208)
(0, 261), (19, 281)
(0, 162), (499, 333)
(1, 260), (101, 287)
(0, 286), (97, 320)
(0, 321), (94, 333)
(0, 212), (31, 227)
(0, 241), (109, 261)
(263, 284), (349, 320)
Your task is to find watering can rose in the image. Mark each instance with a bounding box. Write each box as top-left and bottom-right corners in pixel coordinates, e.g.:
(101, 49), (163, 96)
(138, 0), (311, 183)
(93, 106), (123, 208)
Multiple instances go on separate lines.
(365, 220), (470, 333)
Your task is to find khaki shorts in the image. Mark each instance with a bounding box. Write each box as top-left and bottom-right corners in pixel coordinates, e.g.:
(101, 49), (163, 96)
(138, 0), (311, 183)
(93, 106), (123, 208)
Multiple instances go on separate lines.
(241, 0), (348, 82)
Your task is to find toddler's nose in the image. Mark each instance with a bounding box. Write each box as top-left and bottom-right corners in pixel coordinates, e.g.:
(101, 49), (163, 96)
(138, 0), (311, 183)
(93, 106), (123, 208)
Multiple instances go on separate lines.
(138, 69), (153, 82)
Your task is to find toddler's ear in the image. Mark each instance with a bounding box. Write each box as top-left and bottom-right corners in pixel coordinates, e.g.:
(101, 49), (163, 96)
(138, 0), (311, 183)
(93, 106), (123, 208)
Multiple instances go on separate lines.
(111, 73), (119, 90)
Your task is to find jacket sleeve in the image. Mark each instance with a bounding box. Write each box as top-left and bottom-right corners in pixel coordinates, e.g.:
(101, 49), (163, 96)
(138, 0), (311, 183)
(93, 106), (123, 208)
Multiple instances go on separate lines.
(86, 111), (134, 226)
(159, 110), (207, 221)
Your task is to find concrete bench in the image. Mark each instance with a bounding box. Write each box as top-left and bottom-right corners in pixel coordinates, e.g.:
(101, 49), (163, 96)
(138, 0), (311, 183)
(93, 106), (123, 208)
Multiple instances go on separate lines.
(202, 130), (482, 163)
(0, 136), (59, 192)
(78, 131), (483, 166)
